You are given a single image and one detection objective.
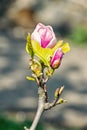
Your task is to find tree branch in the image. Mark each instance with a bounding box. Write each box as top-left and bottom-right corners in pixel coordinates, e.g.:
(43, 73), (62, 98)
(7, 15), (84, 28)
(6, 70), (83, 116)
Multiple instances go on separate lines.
(24, 87), (45, 130)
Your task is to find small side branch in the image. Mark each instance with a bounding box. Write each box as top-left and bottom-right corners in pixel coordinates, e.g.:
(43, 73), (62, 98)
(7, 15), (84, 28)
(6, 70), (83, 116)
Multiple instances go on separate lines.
(44, 86), (66, 110)
(43, 84), (48, 103)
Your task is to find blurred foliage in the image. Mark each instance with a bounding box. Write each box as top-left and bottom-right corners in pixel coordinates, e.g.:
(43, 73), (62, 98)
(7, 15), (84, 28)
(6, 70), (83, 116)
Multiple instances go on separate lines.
(69, 26), (87, 45)
(0, 115), (44, 130)
(0, 115), (83, 130)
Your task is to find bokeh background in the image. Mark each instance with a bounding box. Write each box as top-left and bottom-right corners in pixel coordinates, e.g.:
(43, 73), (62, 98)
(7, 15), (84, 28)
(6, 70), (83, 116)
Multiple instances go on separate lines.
(0, 0), (87, 130)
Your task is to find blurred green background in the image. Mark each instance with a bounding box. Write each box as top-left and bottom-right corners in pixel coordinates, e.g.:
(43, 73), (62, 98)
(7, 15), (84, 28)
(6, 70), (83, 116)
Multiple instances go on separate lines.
(0, 0), (87, 130)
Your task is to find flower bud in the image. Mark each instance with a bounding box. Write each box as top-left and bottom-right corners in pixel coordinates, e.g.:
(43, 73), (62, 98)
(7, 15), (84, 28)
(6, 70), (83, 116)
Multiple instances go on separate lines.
(50, 48), (63, 69)
(56, 98), (67, 105)
(31, 23), (57, 48)
(54, 88), (60, 98)
(45, 67), (54, 77)
(30, 59), (42, 77)
(59, 86), (64, 95)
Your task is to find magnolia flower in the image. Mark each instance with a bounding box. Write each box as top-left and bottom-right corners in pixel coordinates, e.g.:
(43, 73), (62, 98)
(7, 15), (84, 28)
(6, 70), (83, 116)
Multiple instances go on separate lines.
(26, 23), (70, 68)
(50, 48), (64, 69)
(31, 23), (57, 48)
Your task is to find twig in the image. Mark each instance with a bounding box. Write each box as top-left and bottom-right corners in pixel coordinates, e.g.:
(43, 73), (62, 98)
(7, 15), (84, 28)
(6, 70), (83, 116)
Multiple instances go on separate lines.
(44, 86), (65, 110)
(43, 84), (48, 102)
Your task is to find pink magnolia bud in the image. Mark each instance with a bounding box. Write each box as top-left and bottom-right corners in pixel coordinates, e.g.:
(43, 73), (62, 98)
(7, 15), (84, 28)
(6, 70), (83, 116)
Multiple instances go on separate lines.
(31, 23), (57, 48)
(50, 48), (63, 69)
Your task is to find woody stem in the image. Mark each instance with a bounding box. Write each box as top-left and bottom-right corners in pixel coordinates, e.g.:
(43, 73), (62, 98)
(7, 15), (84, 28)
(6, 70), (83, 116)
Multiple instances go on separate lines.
(24, 87), (45, 130)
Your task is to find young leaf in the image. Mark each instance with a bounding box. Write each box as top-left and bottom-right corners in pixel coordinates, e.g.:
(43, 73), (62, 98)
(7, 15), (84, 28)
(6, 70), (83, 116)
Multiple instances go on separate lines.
(31, 40), (53, 66)
(52, 41), (70, 54)
(26, 33), (34, 58)
(52, 40), (63, 53)
(26, 76), (35, 81)
(61, 43), (70, 53)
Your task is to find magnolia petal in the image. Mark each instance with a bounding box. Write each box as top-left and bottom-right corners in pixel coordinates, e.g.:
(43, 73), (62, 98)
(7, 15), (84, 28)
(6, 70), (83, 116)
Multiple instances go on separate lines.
(46, 25), (57, 48)
(61, 43), (70, 53)
(31, 30), (41, 46)
(31, 23), (57, 48)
